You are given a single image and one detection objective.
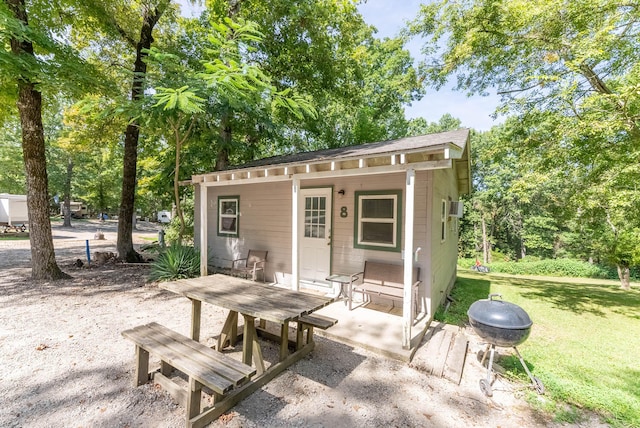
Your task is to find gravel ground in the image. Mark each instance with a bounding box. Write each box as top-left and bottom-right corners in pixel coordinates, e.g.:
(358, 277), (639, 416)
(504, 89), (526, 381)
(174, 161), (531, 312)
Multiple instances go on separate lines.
(0, 219), (609, 427)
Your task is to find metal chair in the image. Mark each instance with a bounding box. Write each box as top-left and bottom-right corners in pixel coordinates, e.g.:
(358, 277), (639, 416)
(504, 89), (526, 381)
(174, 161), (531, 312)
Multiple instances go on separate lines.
(231, 250), (268, 282)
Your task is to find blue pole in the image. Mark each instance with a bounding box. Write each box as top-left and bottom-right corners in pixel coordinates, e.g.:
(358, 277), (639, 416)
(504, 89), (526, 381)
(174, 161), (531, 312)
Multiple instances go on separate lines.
(85, 239), (91, 265)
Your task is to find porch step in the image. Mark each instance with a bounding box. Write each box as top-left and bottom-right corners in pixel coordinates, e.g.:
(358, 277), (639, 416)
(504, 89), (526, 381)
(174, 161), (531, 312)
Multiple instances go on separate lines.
(412, 322), (468, 385)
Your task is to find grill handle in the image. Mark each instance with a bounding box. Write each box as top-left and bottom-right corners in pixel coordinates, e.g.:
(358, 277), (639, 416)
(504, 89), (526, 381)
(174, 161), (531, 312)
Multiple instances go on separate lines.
(488, 293), (503, 301)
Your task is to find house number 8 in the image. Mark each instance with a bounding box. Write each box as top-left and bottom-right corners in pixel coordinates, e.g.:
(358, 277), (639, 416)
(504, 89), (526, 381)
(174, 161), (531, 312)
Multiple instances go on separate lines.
(340, 206), (348, 218)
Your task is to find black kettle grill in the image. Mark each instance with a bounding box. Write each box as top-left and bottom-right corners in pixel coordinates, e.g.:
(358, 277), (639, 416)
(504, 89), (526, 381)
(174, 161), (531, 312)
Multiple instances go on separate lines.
(467, 293), (544, 397)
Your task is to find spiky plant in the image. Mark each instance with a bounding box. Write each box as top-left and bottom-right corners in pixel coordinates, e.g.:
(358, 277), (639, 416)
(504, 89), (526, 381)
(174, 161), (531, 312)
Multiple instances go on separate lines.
(149, 244), (200, 282)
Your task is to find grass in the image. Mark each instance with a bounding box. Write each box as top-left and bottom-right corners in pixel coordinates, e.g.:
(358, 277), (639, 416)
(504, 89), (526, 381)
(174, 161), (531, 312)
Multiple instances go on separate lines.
(439, 271), (640, 427)
(0, 232), (29, 240)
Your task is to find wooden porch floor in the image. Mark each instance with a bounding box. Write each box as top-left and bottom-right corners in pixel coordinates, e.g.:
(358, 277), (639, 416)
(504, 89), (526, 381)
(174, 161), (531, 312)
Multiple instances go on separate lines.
(311, 299), (431, 362)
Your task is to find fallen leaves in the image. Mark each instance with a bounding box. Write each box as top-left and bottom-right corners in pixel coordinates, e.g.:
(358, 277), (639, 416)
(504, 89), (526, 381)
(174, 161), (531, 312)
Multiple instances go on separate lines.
(219, 411), (238, 423)
(35, 344), (48, 351)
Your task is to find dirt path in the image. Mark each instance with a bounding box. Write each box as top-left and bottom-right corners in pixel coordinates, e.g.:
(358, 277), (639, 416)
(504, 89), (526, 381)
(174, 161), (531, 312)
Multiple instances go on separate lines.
(0, 220), (608, 427)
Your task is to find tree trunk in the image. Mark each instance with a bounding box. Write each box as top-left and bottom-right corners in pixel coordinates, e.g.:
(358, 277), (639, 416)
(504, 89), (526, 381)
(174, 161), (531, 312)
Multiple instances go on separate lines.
(172, 118), (195, 244)
(481, 216), (489, 265)
(7, 0), (70, 280)
(617, 264), (631, 291)
(62, 158), (73, 228)
(116, 4), (166, 262)
(215, 113), (232, 171)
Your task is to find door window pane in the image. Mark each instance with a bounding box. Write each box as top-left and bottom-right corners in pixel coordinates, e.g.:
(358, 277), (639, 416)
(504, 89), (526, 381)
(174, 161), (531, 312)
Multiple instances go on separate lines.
(304, 196), (326, 239)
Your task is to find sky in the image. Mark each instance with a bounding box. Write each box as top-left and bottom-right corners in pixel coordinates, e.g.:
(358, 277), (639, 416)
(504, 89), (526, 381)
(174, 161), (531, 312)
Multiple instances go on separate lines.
(357, 1), (502, 131)
(177, 0), (502, 131)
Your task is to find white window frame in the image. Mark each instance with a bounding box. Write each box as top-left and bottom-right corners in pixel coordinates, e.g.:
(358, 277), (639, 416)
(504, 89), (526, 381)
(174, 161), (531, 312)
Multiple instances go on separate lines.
(218, 196), (239, 236)
(440, 199), (447, 242)
(354, 190), (402, 252)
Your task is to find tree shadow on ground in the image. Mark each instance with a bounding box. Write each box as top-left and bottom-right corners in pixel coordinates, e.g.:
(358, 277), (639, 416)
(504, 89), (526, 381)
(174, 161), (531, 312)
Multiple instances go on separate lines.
(491, 276), (640, 318)
(0, 263), (178, 307)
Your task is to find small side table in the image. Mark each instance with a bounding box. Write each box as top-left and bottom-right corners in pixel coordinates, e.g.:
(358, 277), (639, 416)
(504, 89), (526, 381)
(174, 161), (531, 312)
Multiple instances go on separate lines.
(325, 273), (360, 307)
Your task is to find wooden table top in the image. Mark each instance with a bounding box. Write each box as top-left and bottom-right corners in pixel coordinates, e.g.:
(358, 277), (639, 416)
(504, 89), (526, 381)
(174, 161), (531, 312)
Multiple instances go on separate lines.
(159, 274), (334, 324)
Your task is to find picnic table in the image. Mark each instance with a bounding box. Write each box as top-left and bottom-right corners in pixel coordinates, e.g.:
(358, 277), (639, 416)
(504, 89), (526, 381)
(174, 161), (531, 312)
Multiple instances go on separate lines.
(155, 274), (335, 426)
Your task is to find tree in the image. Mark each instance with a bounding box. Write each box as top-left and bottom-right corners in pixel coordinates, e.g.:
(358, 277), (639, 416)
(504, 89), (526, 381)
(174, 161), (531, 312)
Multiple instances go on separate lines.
(52, 98), (125, 224)
(407, 113), (461, 136)
(2, 0), (72, 279)
(409, 0), (640, 287)
(205, 0), (423, 151)
(149, 18), (316, 242)
(113, 1), (171, 262)
(151, 85), (204, 243)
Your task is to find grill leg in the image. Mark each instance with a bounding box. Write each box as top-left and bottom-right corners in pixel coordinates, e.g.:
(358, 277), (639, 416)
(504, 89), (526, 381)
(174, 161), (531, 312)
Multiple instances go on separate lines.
(480, 343), (490, 366)
(479, 344), (496, 397)
(486, 344), (496, 385)
(514, 347), (545, 394)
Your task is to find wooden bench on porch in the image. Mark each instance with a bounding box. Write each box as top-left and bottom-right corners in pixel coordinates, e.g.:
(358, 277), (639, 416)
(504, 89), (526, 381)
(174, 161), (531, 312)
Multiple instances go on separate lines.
(121, 322), (256, 427)
(350, 261), (420, 315)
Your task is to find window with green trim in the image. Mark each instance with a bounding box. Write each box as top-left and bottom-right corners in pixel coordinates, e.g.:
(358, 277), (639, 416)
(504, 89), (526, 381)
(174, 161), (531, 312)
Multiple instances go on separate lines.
(354, 190), (402, 252)
(218, 196), (239, 236)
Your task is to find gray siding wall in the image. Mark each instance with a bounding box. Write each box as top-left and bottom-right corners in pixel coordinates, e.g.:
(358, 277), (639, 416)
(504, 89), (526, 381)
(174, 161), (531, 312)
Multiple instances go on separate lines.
(428, 166), (461, 315)
(201, 181), (292, 281)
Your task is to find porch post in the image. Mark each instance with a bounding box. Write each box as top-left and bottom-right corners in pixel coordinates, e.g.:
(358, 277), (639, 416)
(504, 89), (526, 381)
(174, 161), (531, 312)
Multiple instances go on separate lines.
(403, 168), (416, 349)
(199, 184), (208, 276)
(291, 177), (300, 291)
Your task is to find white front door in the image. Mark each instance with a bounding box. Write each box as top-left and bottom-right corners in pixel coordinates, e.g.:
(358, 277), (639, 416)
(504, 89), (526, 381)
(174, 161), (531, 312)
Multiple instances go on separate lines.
(299, 188), (332, 283)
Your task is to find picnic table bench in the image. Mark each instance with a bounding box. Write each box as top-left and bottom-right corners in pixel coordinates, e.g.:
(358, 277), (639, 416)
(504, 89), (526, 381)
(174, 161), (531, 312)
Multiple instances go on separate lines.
(122, 275), (335, 426)
(295, 313), (338, 348)
(121, 322), (256, 427)
(350, 261), (420, 315)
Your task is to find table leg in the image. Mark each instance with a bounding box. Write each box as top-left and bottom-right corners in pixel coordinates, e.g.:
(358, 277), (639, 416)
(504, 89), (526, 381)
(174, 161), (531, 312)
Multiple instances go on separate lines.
(242, 314), (266, 374)
(348, 280), (353, 311)
(190, 299), (201, 341)
(279, 322), (289, 361)
(242, 315), (254, 366)
(218, 311), (238, 350)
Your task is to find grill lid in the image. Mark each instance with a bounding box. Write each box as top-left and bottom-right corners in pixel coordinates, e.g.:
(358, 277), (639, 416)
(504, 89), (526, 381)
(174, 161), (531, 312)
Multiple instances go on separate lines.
(467, 294), (532, 330)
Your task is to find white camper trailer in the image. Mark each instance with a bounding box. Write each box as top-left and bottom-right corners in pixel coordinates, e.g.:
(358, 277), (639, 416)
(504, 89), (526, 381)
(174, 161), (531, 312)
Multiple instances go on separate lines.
(0, 194), (28, 231)
(60, 201), (88, 218)
(157, 210), (172, 224)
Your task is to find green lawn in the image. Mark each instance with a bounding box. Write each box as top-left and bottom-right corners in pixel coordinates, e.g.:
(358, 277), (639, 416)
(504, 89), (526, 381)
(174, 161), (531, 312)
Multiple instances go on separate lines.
(0, 232), (29, 240)
(439, 271), (640, 427)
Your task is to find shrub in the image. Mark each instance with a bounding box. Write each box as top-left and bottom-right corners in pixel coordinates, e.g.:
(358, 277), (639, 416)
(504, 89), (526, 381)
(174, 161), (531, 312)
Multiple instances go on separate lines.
(150, 244), (200, 282)
(457, 257), (640, 281)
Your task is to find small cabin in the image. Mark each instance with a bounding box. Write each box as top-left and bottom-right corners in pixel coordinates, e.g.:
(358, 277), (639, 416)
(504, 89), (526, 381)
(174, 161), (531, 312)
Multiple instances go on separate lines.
(191, 129), (471, 349)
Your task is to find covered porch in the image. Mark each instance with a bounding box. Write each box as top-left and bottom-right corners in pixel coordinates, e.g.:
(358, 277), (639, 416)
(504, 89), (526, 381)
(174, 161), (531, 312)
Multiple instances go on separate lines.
(312, 300), (431, 362)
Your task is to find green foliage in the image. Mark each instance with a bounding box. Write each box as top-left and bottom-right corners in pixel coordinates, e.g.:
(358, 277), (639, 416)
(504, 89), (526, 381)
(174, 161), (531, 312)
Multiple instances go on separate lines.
(459, 257), (640, 280)
(412, 1), (640, 288)
(407, 114), (461, 136)
(440, 272), (640, 427)
(153, 86), (205, 114)
(0, 121), (26, 194)
(149, 244), (200, 282)
(164, 196), (194, 245)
